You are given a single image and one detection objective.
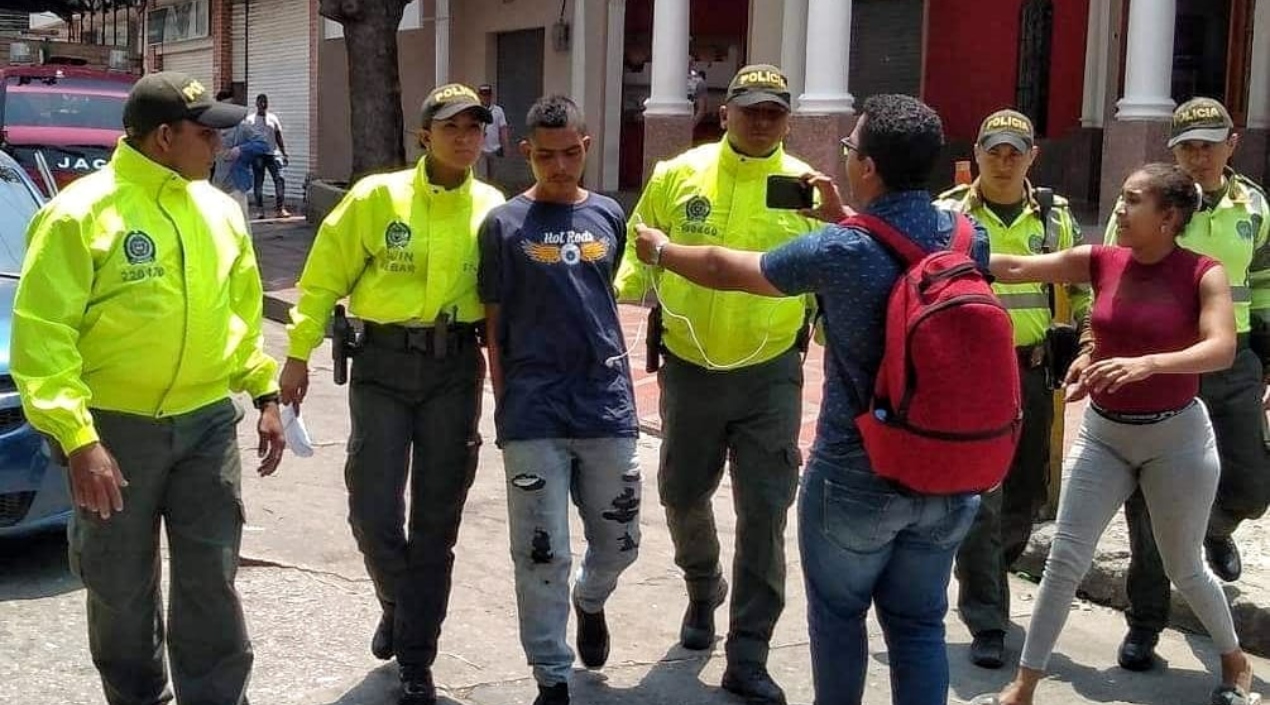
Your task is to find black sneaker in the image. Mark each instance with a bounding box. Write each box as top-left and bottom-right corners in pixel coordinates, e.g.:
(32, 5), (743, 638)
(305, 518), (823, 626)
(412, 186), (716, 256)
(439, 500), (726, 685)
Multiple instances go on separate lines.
(1117, 627), (1159, 672)
(969, 630), (1006, 669)
(533, 682), (570, 705)
(721, 663), (787, 705)
(371, 611), (394, 660)
(573, 595), (610, 668)
(399, 670), (436, 705)
(1205, 536), (1242, 582)
(680, 578), (728, 650)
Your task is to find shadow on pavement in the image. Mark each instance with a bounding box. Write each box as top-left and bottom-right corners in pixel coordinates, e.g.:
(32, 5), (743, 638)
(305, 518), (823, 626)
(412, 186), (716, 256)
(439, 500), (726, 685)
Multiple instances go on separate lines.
(1044, 648), (1266, 704)
(0, 528), (81, 600)
(587, 643), (727, 704)
(324, 662), (473, 705)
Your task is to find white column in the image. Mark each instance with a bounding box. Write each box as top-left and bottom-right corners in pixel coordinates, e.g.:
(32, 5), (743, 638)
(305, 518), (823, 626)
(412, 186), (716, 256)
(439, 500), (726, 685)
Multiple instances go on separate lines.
(1079, 0), (1111, 127)
(570, 0), (586, 117)
(602, 0), (626, 191)
(435, 0), (450, 86)
(1115, 0), (1177, 119)
(1247, 0), (1270, 129)
(643, 0), (691, 116)
(779, 0), (808, 109)
(798, 0), (854, 114)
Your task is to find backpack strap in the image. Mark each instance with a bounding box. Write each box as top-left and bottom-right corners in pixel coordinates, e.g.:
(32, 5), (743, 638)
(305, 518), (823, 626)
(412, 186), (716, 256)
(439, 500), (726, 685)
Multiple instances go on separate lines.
(843, 212), (977, 263)
(841, 213), (928, 266)
(949, 213), (976, 255)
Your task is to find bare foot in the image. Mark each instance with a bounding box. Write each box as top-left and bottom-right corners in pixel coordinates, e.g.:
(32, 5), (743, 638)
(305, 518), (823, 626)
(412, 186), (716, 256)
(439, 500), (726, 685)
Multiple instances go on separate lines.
(997, 681), (1035, 705)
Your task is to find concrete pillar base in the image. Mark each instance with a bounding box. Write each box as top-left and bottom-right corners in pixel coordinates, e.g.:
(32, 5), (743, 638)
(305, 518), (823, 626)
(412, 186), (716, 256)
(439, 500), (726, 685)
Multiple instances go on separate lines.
(1098, 119), (1173, 224)
(1234, 128), (1270, 186)
(641, 114), (694, 186)
(787, 113), (856, 186)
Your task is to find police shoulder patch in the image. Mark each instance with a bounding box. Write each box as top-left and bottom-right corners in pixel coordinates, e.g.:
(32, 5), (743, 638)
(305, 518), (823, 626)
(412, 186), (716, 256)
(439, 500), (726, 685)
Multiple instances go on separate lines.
(123, 230), (156, 265)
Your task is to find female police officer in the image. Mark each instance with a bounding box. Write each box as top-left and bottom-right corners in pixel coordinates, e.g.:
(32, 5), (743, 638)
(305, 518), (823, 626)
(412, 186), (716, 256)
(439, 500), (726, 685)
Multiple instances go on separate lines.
(279, 83), (504, 705)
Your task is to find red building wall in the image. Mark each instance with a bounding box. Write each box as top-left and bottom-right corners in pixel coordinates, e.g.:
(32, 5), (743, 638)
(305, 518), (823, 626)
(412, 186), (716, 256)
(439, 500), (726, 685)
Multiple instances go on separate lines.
(924, 0), (1090, 142)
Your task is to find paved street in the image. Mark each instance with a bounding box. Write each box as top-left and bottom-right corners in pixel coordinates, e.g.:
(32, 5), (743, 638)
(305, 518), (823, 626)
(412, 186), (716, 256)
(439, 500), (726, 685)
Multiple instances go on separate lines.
(2, 317), (1268, 705)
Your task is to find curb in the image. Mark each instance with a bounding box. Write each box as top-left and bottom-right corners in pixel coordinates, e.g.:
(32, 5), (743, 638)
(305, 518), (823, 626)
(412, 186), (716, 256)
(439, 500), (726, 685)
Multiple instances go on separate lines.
(1015, 523), (1270, 657)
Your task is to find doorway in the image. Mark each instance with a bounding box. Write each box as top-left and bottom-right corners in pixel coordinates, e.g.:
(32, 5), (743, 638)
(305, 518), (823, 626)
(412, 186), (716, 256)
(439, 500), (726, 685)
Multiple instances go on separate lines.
(495, 28), (545, 141)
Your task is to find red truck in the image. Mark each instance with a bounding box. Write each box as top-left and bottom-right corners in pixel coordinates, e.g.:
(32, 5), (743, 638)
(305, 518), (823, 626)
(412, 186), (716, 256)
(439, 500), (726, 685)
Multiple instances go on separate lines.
(0, 65), (136, 197)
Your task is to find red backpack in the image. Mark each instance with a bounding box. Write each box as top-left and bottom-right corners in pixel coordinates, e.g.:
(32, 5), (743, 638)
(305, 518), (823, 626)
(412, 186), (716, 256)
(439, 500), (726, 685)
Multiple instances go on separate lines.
(844, 213), (1021, 494)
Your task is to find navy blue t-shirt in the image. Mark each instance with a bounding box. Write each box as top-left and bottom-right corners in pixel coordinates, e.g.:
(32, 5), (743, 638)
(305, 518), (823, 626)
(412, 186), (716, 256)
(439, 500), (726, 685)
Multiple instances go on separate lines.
(760, 191), (990, 457)
(478, 192), (639, 443)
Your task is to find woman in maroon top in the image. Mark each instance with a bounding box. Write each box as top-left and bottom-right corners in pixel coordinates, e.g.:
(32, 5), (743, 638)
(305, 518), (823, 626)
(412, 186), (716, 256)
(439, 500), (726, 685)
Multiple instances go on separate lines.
(971, 164), (1257, 705)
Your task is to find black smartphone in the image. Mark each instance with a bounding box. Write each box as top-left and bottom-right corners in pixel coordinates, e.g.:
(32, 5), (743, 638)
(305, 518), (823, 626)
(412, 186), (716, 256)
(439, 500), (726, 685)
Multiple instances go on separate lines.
(766, 174), (814, 210)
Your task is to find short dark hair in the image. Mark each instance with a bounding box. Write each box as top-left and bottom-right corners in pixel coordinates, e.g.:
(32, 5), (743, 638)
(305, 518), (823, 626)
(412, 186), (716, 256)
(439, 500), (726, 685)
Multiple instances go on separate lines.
(526, 95), (586, 135)
(256, 93), (267, 103)
(857, 94), (944, 192)
(1135, 162), (1201, 231)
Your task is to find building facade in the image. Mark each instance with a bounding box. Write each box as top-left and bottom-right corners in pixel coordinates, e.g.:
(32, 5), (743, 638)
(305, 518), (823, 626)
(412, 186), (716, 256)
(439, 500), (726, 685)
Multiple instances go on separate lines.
(305, 0), (1270, 218)
(141, 0), (318, 206)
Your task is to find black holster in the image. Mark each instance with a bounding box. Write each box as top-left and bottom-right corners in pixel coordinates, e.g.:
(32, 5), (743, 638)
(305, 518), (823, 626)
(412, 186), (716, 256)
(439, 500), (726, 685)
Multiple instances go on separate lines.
(332, 304), (363, 385)
(645, 305), (663, 373)
(1044, 323), (1080, 390)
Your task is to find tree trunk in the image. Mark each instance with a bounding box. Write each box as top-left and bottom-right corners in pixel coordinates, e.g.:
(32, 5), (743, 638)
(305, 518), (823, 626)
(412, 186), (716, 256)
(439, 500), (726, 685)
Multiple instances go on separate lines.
(320, 0), (409, 182)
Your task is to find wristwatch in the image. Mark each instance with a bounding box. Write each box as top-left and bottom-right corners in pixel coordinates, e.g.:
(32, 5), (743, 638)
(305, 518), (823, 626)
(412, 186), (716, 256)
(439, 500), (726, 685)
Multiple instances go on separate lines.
(253, 392), (281, 410)
(651, 240), (669, 267)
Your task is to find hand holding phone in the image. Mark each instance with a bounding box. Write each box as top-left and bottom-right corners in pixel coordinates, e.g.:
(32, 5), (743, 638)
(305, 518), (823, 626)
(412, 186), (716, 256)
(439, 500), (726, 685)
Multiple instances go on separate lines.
(766, 174), (815, 210)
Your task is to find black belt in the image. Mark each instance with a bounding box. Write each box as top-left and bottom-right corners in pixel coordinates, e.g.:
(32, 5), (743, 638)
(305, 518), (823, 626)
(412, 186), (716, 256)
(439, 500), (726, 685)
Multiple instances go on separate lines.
(362, 321), (480, 355)
(1091, 399), (1196, 425)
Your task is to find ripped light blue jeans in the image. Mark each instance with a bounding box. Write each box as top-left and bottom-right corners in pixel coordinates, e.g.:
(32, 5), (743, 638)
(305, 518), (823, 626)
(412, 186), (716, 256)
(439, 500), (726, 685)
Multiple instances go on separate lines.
(502, 437), (642, 686)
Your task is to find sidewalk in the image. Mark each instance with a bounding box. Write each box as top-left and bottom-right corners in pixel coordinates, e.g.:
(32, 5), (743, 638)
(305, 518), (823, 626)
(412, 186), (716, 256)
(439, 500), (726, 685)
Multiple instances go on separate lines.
(250, 217), (1270, 657)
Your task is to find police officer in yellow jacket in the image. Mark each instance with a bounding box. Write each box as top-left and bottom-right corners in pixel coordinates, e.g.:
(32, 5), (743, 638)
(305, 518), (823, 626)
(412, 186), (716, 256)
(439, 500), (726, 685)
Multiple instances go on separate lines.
(278, 84), (503, 705)
(12, 72), (285, 705)
(935, 109), (1089, 670)
(1102, 98), (1270, 672)
(613, 64), (820, 705)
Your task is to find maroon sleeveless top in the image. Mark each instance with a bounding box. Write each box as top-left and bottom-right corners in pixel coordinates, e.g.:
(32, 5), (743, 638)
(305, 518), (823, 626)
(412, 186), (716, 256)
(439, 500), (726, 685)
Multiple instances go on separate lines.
(1088, 245), (1219, 414)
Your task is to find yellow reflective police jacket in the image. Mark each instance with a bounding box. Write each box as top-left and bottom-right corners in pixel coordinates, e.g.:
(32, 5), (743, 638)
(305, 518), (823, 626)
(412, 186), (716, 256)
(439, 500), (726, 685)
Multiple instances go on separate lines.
(12, 138), (279, 454)
(936, 180), (1091, 347)
(287, 158), (505, 361)
(613, 139), (821, 369)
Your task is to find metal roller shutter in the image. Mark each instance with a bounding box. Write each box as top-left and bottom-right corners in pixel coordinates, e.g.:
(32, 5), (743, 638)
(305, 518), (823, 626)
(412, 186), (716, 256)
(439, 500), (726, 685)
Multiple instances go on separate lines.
(245, 0), (311, 207)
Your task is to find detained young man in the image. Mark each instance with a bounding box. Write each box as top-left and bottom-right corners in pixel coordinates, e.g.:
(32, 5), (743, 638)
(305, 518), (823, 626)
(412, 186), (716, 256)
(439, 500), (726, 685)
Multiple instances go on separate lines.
(477, 95), (641, 705)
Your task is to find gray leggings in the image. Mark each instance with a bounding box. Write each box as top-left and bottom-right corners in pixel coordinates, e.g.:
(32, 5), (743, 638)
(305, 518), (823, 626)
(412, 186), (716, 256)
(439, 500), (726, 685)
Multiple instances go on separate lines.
(1020, 401), (1240, 671)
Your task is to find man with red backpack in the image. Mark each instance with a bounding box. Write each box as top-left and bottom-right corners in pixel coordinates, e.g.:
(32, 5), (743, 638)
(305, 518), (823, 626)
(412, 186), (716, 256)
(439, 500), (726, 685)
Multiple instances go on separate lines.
(634, 94), (1014, 705)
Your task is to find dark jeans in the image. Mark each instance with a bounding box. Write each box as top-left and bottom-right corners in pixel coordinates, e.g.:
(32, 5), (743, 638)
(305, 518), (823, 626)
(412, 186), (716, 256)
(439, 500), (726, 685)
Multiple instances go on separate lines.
(657, 349), (803, 667)
(954, 363), (1052, 635)
(1124, 347), (1269, 632)
(344, 336), (484, 676)
(800, 448), (979, 705)
(251, 155), (285, 211)
(70, 399), (251, 705)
